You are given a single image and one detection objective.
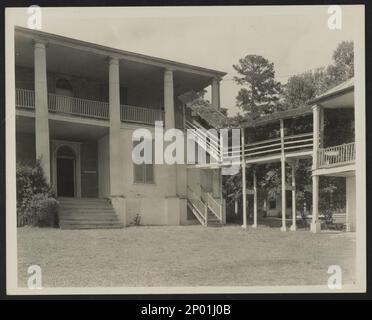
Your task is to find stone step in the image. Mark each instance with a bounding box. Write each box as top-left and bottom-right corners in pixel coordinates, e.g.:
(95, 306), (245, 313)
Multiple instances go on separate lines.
(58, 200), (111, 205)
(60, 223), (124, 230)
(60, 220), (122, 225)
(59, 213), (118, 218)
(57, 197), (123, 230)
(58, 203), (112, 207)
(59, 207), (114, 213)
(59, 217), (120, 222)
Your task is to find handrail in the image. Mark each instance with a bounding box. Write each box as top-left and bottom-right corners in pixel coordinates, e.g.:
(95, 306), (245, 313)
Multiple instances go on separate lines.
(185, 120), (222, 161)
(244, 132), (313, 158)
(15, 88), (35, 109)
(318, 143), (355, 168)
(206, 192), (222, 222)
(245, 136), (281, 148)
(185, 120), (220, 145)
(15, 88), (165, 125)
(120, 104), (164, 125)
(187, 186), (208, 226)
(48, 92), (109, 119)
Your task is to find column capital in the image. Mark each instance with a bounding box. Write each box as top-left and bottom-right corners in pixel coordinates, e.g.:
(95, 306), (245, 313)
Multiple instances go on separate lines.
(164, 68), (174, 77)
(164, 68), (174, 84)
(32, 39), (48, 49)
(107, 56), (120, 65)
(212, 76), (221, 84)
(312, 104), (321, 111)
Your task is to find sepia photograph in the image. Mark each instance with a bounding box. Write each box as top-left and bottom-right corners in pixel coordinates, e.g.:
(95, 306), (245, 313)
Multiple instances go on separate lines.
(4, 4), (366, 295)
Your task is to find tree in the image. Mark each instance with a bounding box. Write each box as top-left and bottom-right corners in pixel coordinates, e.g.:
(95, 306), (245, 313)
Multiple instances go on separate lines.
(233, 55), (282, 118)
(327, 41), (354, 84)
(283, 41), (354, 108)
(283, 67), (330, 109)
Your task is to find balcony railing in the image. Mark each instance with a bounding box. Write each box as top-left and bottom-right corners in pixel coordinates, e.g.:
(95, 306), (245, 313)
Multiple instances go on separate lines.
(16, 88), (35, 109)
(243, 132), (313, 159)
(120, 104), (164, 126)
(48, 93), (109, 119)
(318, 143), (355, 168)
(15, 88), (164, 125)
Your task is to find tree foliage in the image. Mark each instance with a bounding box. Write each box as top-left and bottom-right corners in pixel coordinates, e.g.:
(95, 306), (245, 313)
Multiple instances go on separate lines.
(224, 41), (354, 224)
(283, 41), (354, 108)
(233, 55), (282, 118)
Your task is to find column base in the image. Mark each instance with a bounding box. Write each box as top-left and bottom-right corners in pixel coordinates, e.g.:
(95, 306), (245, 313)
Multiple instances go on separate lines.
(241, 224), (248, 230)
(252, 224), (257, 228)
(280, 226), (287, 232)
(290, 224), (296, 231)
(310, 222), (321, 233)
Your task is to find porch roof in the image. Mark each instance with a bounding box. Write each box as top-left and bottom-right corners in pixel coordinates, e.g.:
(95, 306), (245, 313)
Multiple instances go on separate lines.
(307, 77), (354, 105)
(14, 26), (226, 82)
(240, 106), (313, 128)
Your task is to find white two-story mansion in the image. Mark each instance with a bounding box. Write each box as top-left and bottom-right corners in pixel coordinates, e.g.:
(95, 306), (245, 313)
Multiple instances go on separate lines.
(14, 27), (227, 229)
(14, 27), (356, 233)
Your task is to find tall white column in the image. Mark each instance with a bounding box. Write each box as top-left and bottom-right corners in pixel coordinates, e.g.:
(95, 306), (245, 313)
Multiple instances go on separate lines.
(34, 41), (50, 183)
(252, 167), (257, 228)
(164, 69), (175, 130)
(211, 77), (222, 212)
(108, 57), (123, 197)
(311, 105), (321, 233)
(241, 128), (247, 229)
(211, 78), (220, 110)
(290, 161), (297, 231)
(164, 69), (177, 198)
(280, 119), (287, 232)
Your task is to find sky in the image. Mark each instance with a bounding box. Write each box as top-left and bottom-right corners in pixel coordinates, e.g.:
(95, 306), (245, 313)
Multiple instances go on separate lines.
(8, 5), (361, 116)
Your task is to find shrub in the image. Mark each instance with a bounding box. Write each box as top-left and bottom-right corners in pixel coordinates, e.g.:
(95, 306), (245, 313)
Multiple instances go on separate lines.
(29, 193), (59, 227)
(16, 159), (59, 227)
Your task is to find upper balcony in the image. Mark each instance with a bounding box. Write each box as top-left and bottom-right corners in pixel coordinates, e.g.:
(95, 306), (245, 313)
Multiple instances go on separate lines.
(234, 105), (355, 171)
(16, 88), (165, 126)
(317, 143), (355, 169)
(14, 27), (226, 128)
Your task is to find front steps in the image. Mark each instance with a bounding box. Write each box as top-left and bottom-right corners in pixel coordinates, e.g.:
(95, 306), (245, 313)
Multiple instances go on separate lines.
(58, 198), (124, 230)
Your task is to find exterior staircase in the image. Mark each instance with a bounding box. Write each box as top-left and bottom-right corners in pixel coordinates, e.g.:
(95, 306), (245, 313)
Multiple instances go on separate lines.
(58, 198), (124, 230)
(186, 187), (223, 227)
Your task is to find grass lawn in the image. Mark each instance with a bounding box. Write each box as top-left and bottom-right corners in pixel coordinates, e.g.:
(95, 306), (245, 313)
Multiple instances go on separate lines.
(17, 225), (356, 288)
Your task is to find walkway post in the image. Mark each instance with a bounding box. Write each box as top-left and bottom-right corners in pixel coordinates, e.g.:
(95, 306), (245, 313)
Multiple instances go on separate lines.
(311, 105), (321, 233)
(252, 167), (257, 228)
(280, 119), (287, 232)
(241, 128), (247, 229)
(290, 161), (297, 231)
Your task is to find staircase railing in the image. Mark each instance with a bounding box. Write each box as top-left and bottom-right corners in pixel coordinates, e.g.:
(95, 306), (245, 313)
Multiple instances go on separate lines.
(185, 119), (222, 162)
(201, 186), (223, 222)
(187, 186), (208, 226)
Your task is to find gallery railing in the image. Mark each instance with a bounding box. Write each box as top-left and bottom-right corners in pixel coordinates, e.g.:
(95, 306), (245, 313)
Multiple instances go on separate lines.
(120, 104), (164, 126)
(318, 142), (355, 168)
(16, 88), (164, 125)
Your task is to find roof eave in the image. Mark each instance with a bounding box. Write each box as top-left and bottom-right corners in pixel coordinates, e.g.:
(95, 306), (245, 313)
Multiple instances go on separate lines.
(14, 26), (227, 79)
(307, 85), (354, 105)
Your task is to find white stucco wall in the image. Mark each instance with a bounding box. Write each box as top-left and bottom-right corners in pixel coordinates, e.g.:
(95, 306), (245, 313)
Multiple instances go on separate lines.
(119, 124), (183, 225)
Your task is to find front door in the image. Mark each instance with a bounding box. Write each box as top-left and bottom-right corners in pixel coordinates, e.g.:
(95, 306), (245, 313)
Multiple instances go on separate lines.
(57, 158), (75, 197)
